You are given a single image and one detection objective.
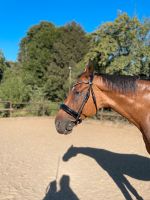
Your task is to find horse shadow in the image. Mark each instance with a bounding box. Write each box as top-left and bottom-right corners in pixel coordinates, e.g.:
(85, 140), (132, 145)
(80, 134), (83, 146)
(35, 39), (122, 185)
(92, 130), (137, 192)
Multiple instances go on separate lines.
(63, 146), (150, 200)
(43, 175), (79, 200)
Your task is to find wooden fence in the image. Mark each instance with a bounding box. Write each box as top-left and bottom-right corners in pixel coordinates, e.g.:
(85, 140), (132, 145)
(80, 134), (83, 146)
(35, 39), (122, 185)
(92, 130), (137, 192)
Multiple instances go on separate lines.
(0, 101), (126, 121)
(0, 101), (59, 117)
(0, 101), (13, 117)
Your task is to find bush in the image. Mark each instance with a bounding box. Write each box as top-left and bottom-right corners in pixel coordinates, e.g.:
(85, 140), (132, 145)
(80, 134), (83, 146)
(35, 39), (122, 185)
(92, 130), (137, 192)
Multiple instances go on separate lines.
(0, 69), (32, 103)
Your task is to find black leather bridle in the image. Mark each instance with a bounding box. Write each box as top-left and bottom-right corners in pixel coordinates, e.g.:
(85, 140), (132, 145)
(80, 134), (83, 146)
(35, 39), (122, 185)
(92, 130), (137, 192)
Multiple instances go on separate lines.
(60, 75), (98, 125)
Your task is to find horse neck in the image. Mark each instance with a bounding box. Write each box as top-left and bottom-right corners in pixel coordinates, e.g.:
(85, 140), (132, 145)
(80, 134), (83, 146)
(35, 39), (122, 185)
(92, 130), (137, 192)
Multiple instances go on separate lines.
(73, 147), (97, 157)
(72, 147), (109, 162)
(94, 76), (140, 128)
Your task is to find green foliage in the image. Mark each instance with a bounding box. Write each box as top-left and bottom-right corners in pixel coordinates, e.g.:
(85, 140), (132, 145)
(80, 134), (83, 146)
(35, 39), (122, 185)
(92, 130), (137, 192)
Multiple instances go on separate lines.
(26, 89), (59, 116)
(0, 68), (32, 103)
(19, 21), (89, 101)
(0, 51), (7, 81)
(26, 101), (59, 116)
(85, 13), (150, 76)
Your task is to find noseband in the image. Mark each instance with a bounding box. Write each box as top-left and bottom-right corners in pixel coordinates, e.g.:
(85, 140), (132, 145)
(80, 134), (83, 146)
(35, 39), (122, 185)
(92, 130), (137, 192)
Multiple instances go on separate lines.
(60, 75), (98, 125)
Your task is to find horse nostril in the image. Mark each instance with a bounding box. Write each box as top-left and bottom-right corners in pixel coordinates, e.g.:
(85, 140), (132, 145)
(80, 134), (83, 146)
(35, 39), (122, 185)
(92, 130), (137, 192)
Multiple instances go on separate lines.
(55, 119), (75, 134)
(66, 124), (72, 131)
(66, 122), (74, 131)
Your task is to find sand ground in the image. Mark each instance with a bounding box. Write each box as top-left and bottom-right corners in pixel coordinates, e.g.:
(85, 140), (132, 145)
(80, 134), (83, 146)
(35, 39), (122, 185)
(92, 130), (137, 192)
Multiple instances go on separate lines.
(0, 117), (149, 200)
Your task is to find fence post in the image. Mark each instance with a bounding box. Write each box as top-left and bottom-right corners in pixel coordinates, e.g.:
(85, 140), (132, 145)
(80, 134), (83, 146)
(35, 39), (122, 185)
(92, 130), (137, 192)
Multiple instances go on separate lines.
(9, 101), (12, 117)
(42, 102), (45, 116)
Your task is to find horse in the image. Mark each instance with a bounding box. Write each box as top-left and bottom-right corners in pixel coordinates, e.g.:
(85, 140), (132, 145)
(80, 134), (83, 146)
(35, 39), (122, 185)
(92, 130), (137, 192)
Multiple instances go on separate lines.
(55, 61), (150, 154)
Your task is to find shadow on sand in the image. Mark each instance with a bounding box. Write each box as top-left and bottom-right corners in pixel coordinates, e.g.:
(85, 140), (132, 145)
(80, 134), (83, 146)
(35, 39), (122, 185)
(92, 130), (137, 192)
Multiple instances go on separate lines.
(43, 175), (79, 200)
(63, 146), (150, 200)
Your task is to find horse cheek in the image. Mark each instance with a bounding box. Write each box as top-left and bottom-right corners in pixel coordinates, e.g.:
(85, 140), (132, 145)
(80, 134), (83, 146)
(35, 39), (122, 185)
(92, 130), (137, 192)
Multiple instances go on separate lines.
(83, 101), (95, 117)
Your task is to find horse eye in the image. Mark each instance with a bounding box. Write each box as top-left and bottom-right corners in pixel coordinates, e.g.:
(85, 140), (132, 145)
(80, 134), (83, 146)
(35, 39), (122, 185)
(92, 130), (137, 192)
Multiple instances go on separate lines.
(75, 91), (80, 95)
(73, 89), (81, 95)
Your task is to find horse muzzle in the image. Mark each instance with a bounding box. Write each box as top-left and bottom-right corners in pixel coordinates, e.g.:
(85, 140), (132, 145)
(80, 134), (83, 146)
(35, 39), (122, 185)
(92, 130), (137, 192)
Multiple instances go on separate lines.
(55, 118), (75, 134)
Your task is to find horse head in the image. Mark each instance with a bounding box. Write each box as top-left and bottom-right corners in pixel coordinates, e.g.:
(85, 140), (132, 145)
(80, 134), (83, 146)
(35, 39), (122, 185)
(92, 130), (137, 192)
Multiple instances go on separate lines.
(55, 60), (98, 134)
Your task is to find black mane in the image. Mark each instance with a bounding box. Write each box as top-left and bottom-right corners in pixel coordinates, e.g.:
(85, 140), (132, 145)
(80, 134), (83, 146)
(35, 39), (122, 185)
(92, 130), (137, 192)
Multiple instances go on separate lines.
(100, 74), (137, 93)
(96, 73), (149, 93)
(77, 72), (149, 93)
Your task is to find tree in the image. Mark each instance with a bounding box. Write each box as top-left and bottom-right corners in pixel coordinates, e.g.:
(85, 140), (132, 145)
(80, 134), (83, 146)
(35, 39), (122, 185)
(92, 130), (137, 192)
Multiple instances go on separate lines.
(19, 21), (89, 101)
(0, 51), (7, 81)
(85, 13), (150, 77)
(0, 67), (32, 102)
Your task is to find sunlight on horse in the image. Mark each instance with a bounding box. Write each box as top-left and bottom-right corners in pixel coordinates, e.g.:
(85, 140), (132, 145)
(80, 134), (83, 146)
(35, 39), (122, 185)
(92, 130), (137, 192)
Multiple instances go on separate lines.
(55, 60), (150, 154)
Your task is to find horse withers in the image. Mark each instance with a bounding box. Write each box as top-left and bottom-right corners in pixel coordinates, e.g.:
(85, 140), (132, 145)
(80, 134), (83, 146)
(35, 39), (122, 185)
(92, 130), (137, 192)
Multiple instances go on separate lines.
(55, 61), (150, 154)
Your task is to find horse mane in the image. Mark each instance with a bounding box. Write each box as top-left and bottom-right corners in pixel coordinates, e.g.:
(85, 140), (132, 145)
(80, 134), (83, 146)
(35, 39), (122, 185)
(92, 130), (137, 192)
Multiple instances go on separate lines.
(97, 73), (150, 93)
(98, 74), (138, 93)
(77, 72), (149, 93)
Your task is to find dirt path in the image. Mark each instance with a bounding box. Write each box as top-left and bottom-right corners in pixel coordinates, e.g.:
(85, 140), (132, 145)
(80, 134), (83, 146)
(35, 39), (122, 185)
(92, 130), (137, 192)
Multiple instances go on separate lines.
(0, 117), (149, 200)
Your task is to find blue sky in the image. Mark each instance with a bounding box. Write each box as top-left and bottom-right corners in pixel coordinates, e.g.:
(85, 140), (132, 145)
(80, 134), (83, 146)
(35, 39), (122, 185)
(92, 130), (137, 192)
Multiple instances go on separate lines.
(0, 0), (149, 61)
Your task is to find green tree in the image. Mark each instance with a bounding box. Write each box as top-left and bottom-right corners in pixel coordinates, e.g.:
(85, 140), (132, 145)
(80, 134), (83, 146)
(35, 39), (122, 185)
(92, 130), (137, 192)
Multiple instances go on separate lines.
(0, 51), (7, 81)
(85, 13), (150, 76)
(19, 21), (89, 101)
(0, 67), (32, 102)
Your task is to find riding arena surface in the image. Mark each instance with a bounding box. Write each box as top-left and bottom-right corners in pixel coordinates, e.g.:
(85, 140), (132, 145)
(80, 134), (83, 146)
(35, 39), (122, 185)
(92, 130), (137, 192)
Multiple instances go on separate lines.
(0, 117), (149, 200)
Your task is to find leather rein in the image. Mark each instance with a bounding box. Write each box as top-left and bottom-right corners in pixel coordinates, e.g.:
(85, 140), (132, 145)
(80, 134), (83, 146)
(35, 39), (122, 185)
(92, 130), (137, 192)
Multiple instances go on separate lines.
(60, 75), (98, 125)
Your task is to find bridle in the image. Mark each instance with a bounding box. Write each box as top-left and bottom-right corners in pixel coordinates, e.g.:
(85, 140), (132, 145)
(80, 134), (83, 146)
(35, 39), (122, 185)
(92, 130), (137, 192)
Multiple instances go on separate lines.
(60, 74), (98, 125)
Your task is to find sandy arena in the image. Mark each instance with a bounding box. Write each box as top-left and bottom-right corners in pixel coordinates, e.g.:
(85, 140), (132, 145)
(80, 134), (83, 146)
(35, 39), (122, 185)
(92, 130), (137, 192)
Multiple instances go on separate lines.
(0, 117), (149, 200)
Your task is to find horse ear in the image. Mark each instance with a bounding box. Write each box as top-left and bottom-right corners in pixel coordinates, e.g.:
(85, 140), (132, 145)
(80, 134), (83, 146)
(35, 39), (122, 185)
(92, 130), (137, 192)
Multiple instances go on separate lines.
(84, 59), (94, 77)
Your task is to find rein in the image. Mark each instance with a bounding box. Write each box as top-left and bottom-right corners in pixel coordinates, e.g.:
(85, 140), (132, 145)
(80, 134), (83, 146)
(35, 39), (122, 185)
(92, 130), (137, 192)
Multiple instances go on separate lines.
(60, 75), (98, 125)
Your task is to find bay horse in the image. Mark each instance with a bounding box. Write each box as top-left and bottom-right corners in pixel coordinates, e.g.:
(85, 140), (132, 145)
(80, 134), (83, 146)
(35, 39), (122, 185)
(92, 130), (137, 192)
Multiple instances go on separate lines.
(55, 61), (150, 154)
